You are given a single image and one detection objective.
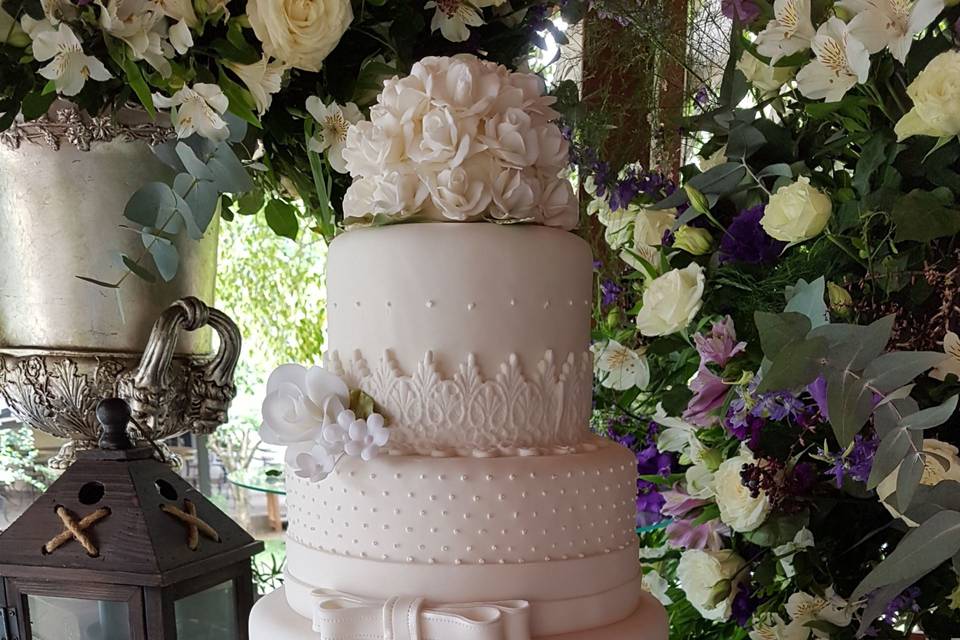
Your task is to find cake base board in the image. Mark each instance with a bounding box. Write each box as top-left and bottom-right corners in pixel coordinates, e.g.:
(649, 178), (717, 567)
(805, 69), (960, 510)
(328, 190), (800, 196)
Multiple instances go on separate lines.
(249, 587), (668, 640)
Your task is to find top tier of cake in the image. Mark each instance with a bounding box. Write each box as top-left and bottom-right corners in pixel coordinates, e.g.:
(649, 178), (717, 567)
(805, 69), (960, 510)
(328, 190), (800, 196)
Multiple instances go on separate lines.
(325, 222), (594, 457)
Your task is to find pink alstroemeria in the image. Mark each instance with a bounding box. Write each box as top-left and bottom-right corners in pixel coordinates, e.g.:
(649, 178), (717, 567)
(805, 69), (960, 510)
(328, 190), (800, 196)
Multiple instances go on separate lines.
(666, 518), (730, 551)
(694, 315), (747, 367)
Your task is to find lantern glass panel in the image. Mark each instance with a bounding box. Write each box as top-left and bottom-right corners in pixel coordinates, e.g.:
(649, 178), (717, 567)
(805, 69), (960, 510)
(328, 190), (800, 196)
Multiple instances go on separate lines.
(174, 579), (237, 639)
(26, 594), (131, 640)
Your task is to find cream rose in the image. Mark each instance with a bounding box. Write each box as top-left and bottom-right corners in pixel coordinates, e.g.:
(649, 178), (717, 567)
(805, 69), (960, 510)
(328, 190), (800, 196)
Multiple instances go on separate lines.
(736, 50), (796, 95)
(877, 439), (960, 526)
(634, 208), (676, 248)
(761, 176), (832, 242)
(895, 50), (960, 141)
(635, 263), (706, 337)
(247, 0), (353, 72)
(676, 549), (746, 621)
(714, 450), (771, 532)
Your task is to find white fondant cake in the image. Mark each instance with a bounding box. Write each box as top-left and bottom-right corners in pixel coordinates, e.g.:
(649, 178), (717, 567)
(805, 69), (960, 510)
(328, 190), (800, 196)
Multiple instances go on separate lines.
(250, 222), (668, 640)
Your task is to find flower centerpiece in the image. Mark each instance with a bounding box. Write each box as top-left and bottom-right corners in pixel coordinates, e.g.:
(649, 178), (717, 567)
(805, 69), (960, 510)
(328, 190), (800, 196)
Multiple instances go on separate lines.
(581, 0), (960, 636)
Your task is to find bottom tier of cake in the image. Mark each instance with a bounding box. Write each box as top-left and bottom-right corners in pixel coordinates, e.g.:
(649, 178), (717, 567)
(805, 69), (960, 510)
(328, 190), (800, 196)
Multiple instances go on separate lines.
(250, 587), (668, 640)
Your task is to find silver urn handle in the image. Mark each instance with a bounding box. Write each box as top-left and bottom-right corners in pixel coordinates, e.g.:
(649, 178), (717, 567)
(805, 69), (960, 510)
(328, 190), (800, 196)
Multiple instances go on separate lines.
(127, 297), (241, 439)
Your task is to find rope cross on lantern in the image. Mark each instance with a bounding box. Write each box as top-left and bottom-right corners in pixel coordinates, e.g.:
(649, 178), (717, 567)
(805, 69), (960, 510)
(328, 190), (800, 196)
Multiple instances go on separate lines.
(161, 499), (221, 550)
(43, 505), (111, 557)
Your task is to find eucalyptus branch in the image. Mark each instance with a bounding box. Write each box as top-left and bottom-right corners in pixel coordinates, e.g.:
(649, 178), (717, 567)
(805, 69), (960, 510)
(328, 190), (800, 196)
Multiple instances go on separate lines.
(741, 160), (772, 197)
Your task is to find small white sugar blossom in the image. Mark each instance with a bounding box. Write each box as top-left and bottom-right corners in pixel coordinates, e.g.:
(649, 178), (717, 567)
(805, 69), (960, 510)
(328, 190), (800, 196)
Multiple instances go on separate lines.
(153, 83), (230, 141)
(261, 364), (390, 483)
(31, 23), (112, 97)
(306, 98), (364, 173)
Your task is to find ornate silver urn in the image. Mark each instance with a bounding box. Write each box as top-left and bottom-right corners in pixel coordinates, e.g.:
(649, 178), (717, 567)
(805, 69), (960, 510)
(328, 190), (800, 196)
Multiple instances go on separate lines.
(0, 106), (238, 467)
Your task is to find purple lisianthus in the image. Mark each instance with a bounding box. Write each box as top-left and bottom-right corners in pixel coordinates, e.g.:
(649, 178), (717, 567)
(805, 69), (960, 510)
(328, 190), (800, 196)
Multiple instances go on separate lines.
(719, 206), (786, 265)
(721, 0), (761, 23)
(881, 586), (921, 623)
(807, 376), (829, 420)
(694, 316), (747, 367)
(731, 583), (763, 628)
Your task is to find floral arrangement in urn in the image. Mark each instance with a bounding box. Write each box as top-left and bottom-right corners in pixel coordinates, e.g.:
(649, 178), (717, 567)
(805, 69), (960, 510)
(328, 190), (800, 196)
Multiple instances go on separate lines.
(580, 0), (960, 637)
(0, 0), (581, 282)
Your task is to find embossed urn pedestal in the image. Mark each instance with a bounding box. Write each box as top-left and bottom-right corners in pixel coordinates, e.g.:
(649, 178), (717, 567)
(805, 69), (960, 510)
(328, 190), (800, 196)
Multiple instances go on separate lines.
(0, 107), (237, 467)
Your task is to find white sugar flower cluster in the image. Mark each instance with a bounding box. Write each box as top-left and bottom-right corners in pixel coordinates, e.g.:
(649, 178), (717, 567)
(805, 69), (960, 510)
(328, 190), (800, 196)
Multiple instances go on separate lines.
(341, 54), (578, 230)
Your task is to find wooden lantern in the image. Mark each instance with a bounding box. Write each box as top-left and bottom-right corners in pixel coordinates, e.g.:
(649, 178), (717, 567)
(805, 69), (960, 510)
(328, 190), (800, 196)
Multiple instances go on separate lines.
(0, 399), (263, 640)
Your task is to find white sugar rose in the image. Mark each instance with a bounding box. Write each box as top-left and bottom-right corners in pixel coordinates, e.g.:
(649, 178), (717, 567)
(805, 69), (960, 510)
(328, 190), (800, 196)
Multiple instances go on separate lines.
(736, 50), (796, 95)
(424, 158), (493, 221)
(634, 208), (676, 248)
(635, 263), (706, 337)
(260, 364), (349, 445)
(482, 107), (540, 168)
(406, 105), (474, 167)
(342, 120), (405, 179)
(761, 176), (832, 242)
(677, 549), (746, 621)
(895, 50), (960, 141)
(538, 176), (579, 230)
(490, 167), (538, 220)
(378, 75), (430, 119)
(714, 450), (771, 532)
(877, 439), (960, 526)
(247, 0), (353, 72)
(415, 54), (502, 117)
(535, 124), (569, 169)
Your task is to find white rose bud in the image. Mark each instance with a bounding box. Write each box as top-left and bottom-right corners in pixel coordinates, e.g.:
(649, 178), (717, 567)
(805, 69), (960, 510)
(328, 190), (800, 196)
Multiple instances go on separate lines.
(761, 176), (832, 242)
(714, 450), (771, 533)
(635, 263), (706, 337)
(634, 208), (677, 248)
(877, 439), (960, 526)
(247, 0), (353, 72)
(674, 225), (713, 256)
(676, 549), (746, 621)
(895, 50), (960, 141)
(736, 50), (796, 96)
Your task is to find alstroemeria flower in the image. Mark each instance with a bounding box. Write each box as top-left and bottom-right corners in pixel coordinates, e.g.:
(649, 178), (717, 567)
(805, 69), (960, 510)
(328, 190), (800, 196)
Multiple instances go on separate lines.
(260, 364), (350, 446)
(168, 19), (192, 55)
(227, 56), (286, 115)
(306, 98), (364, 173)
(931, 330), (960, 381)
(796, 18), (871, 102)
(153, 83), (230, 141)
(97, 0), (172, 77)
(31, 23), (111, 96)
(424, 0), (501, 42)
(841, 0), (945, 63)
(755, 0), (816, 63)
(592, 339), (651, 390)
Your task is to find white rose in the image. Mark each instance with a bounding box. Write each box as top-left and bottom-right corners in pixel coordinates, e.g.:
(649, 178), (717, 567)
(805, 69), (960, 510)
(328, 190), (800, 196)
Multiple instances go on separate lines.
(424, 157), (492, 221)
(416, 54), (502, 117)
(378, 74), (430, 121)
(634, 208), (676, 248)
(737, 50), (796, 95)
(343, 120), (405, 179)
(877, 439), (960, 526)
(538, 176), (579, 230)
(259, 364), (349, 445)
(490, 167), (538, 220)
(342, 177), (377, 220)
(676, 549), (746, 621)
(371, 170), (428, 218)
(714, 450), (771, 532)
(535, 124), (569, 170)
(635, 263), (706, 336)
(761, 176), (832, 242)
(895, 50), (960, 141)
(247, 0), (353, 72)
(481, 107), (540, 168)
(405, 105), (474, 167)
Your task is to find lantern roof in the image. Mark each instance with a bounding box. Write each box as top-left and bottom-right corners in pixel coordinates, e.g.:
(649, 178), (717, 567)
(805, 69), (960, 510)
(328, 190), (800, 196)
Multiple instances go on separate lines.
(0, 399), (262, 586)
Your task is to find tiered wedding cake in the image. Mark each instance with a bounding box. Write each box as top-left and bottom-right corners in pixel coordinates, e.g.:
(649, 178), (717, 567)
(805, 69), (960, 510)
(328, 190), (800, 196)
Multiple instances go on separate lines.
(249, 55), (668, 640)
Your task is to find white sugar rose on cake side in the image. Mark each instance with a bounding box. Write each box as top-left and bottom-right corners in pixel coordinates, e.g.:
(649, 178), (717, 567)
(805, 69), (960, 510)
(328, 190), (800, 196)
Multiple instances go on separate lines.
(340, 54), (579, 230)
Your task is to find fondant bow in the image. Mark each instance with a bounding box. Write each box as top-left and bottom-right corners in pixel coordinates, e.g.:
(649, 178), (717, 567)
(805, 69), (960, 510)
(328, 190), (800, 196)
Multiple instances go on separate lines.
(311, 588), (532, 640)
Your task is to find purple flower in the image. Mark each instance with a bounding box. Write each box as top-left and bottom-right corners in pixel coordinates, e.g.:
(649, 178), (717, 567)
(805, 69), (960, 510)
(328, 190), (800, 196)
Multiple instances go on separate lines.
(694, 316), (747, 367)
(693, 86), (710, 111)
(683, 366), (729, 427)
(601, 280), (622, 307)
(665, 518), (729, 550)
(807, 376), (829, 420)
(881, 586), (921, 623)
(721, 0), (760, 23)
(660, 488), (709, 518)
(637, 481), (666, 527)
(719, 206), (786, 265)
(826, 434), (879, 488)
(731, 583), (763, 627)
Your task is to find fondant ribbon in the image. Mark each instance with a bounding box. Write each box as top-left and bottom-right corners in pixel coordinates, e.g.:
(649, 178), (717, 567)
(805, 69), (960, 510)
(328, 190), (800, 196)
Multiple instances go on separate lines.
(311, 588), (532, 640)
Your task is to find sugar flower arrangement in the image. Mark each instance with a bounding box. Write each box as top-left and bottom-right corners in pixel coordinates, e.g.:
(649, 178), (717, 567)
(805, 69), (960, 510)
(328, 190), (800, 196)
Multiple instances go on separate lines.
(260, 364), (390, 483)
(339, 54), (579, 230)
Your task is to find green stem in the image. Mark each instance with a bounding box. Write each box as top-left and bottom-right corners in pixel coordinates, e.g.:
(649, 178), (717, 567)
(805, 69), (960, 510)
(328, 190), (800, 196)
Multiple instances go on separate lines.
(824, 230), (867, 269)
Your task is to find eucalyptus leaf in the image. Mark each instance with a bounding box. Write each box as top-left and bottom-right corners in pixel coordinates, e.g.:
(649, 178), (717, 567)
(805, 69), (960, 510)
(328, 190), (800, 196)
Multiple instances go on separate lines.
(853, 133), (892, 196)
(894, 452), (924, 512)
(784, 277), (828, 328)
(120, 253), (156, 283)
(756, 163), (792, 179)
(207, 143), (254, 193)
(856, 578), (918, 636)
(868, 427), (913, 489)
(900, 395), (959, 431)
(173, 173), (218, 239)
(891, 189), (960, 242)
(124, 182), (178, 227)
(754, 311), (811, 359)
(852, 510), (960, 601)
(812, 315), (894, 371)
(175, 143), (214, 180)
(757, 336), (828, 393)
(652, 163), (747, 209)
(864, 351), (947, 393)
(727, 123), (765, 160)
(826, 368), (874, 447)
(141, 232), (180, 282)
(903, 482), (960, 523)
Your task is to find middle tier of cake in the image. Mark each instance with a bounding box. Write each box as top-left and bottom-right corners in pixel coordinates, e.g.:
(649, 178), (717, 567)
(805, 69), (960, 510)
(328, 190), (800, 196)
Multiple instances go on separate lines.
(286, 441), (638, 566)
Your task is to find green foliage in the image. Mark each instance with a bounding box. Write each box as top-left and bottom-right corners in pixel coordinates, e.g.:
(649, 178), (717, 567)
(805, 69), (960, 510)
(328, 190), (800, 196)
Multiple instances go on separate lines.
(0, 427), (53, 491)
